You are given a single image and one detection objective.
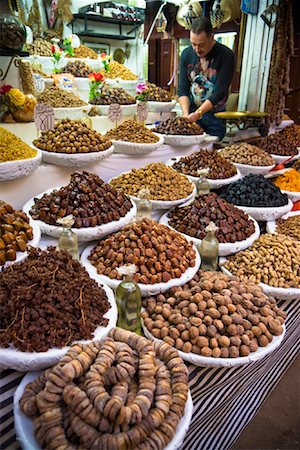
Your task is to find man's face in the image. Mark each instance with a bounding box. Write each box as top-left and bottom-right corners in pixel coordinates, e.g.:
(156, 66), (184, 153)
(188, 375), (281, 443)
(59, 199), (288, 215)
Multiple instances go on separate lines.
(190, 31), (214, 57)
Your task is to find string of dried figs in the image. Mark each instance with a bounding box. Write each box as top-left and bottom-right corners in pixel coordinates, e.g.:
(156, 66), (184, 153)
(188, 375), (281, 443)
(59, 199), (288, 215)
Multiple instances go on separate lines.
(29, 171), (133, 228)
(0, 201), (33, 265)
(90, 86), (136, 105)
(168, 193), (255, 243)
(153, 117), (204, 135)
(171, 150), (237, 179)
(20, 327), (188, 449)
(105, 119), (159, 144)
(142, 271), (286, 357)
(110, 162), (194, 201)
(0, 247), (110, 352)
(37, 86), (87, 108)
(220, 143), (275, 166)
(275, 215), (300, 241)
(89, 218), (196, 285)
(33, 119), (112, 154)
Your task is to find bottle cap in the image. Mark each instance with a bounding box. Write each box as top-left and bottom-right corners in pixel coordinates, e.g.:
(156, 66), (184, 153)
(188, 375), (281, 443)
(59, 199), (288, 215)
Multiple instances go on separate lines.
(205, 221), (219, 233)
(197, 168), (210, 176)
(117, 264), (138, 276)
(57, 214), (75, 228)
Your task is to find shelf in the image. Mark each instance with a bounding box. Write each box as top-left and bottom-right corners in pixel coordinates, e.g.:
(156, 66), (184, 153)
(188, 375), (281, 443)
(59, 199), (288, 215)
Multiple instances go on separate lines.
(76, 31), (136, 40)
(73, 13), (143, 27)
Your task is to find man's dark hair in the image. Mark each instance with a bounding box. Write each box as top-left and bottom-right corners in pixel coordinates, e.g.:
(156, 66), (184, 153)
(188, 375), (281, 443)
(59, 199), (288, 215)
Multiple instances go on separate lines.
(191, 16), (213, 35)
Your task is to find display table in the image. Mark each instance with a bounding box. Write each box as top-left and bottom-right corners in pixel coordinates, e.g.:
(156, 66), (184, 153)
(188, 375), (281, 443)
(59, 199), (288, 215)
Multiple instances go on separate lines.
(0, 299), (299, 450)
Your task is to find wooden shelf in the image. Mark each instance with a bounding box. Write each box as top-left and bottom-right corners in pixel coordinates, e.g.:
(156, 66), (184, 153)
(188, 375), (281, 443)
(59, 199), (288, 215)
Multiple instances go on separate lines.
(76, 31), (136, 40)
(73, 13), (143, 27)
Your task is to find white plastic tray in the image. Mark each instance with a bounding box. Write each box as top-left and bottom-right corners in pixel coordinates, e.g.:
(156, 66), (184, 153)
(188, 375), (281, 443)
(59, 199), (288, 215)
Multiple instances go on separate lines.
(38, 145), (114, 167)
(159, 212), (260, 257)
(0, 149), (42, 181)
(233, 162), (275, 176)
(156, 133), (207, 147)
(235, 199), (293, 222)
(147, 100), (177, 112)
(90, 103), (136, 117)
(53, 105), (90, 120)
(270, 150), (300, 165)
(111, 134), (164, 155)
(143, 322), (286, 368)
(166, 156), (241, 189)
(266, 210), (300, 234)
(14, 374), (193, 450)
(81, 243), (201, 297)
(0, 283), (117, 371)
(23, 188), (137, 242)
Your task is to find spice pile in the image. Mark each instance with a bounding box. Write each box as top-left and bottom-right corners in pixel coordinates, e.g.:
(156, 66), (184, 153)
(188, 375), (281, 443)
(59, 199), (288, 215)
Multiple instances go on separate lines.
(273, 169), (300, 192)
(0, 247), (110, 352)
(223, 234), (300, 288)
(110, 162), (194, 201)
(101, 61), (138, 80)
(219, 174), (289, 207)
(168, 193), (255, 243)
(20, 328), (188, 448)
(37, 86), (87, 108)
(30, 171), (133, 228)
(0, 127), (37, 162)
(90, 86), (136, 105)
(276, 215), (300, 241)
(89, 218), (196, 284)
(153, 117), (204, 135)
(67, 45), (98, 59)
(63, 61), (93, 78)
(147, 82), (173, 102)
(221, 143), (275, 166)
(105, 120), (159, 143)
(33, 119), (112, 154)
(27, 38), (52, 56)
(0, 201), (33, 265)
(171, 150), (237, 179)
(142, 271), (286, 357)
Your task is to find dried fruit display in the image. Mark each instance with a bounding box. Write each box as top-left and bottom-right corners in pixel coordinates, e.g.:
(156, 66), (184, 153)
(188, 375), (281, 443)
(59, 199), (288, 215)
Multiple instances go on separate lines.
(63, 61), (93, 78)
(27, 38), (52, 56)
(105, 120), (159, 143)
(29, 171), (133, 228)
(66, 45), (98, 59)
(221, 143), (275, 166)
(153, 117), (204, 135)
(0, 247), (110, 352)
(20, 328), (188, 449)
(275, 215), (300, 241)
(101, 61), (138, 80)
(90, 86), (136, 105)
(37, 86), (87, 108)
(273, 169), (300, 192)
(142, 271), (286, 357)
(253, 126), (300, 157)
(147, 82), (173, 102)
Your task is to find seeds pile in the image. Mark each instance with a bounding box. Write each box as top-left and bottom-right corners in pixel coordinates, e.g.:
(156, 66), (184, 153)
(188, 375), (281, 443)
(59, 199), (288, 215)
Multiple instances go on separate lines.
(171, 150), (237, 179)
(147, 82), (173, 102)
(219, 174), (289, 207)
(67, 45), (98, 59)
(33, 119), (112, 154)
(20, 328), (188, 449)
(90, 86), (136, 105)
(0, 126), (37, 163)
(110, 162), (194, 201)
(63, 61), (93, 78)
(223, 234), (300, 288)
(276, 215), (300, 241)
(153, 117), (204, 135)
(37, 86), (87, 108)
(168, 193), (255, 243)
(273, 169), (300, 192)
(0, 247), (110, 352)
(101, 61), (138, 80)
(0, 201), (33, 265)
(27, 38), (52, 56)
(105, 120), (159, 143)
(89, 218), (196, 284)
(221, 143), (275, 166)
(30, 171), (133, 228)
(253, 132), (298, 156)
(142, 271), (286, 357)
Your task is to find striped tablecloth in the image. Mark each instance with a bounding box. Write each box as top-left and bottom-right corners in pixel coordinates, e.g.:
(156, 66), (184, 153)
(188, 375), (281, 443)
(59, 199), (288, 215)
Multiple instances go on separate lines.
(1, 299), (299, 450)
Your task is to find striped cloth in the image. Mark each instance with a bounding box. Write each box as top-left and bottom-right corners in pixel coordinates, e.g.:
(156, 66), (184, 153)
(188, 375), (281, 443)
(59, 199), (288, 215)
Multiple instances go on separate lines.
(1, 300), (299, 450)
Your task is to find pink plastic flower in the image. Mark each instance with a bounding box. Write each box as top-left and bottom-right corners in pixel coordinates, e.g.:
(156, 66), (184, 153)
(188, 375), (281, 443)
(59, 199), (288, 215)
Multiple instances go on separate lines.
(136, 83), (148, 94)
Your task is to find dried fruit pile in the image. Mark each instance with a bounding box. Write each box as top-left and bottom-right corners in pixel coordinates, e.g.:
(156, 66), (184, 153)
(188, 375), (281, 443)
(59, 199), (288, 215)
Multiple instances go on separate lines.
(0, 247), (110, 352)
(66, 45), (98, 59)
(90, 86), (136, 105)
(221, 143), (275, 166)
(142, 271), (286, 357)
(153, 117), (204, 135)
(37, 86), (87, 108)
(105, 120), (159, 143)
(101, 61), (138, 80)
(30, 171), (133, 228)
(147, 82), (173, 102)
(89, 218), (196, 284)
(253, 126), (299, 156)
(273, 169), (300, 192)
(168, 193), (255, 243)
(276, 215), (300, 241)
(20, 328), (188, 448)
(63, 61), (93, 78)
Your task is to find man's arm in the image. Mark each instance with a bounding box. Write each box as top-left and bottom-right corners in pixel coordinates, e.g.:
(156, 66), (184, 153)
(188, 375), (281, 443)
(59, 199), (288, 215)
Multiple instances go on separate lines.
(179, 96), (190, 116)
(178, 48), (191, 116)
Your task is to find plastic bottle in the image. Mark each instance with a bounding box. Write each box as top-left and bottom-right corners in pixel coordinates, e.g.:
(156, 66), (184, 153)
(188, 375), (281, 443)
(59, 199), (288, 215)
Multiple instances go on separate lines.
(199, 222), (219, 271)
(197, 168), (210, 195)
(136, 187), (152, 220)
(57, 215), (79, 260)
(115, 264), (142, 334)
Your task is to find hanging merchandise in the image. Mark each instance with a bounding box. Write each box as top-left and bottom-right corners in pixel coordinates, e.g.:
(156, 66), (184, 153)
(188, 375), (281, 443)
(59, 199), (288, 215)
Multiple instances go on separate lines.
(241, 0), (259, 15)
(156, 10), (168, 33)
(210, 0), (225, 29)
(210, 0), (241, 28)
(176, 1), (203, 30)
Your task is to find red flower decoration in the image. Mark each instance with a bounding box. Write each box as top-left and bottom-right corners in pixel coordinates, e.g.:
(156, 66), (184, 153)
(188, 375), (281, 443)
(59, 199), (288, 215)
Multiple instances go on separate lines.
(89, 72), (105, 83)
(100, 52), (107, 59)
(51, 45), (56, 53)
(0, 84), (12, 95)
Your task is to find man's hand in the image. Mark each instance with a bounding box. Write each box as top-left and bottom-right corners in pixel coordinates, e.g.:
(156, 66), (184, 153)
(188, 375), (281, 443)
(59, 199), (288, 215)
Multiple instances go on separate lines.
(186, 109), (202, 123)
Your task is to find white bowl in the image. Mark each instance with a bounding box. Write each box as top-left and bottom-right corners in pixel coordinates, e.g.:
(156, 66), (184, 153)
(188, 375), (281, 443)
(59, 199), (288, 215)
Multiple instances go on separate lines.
(160, 212), (260, 256)
(53, 105), (90, 120)
(90, 103), (137, 117)
(0, 149), (42, 181)
(233, 162), (276, 176)
(280, 189), (300, 202)
(0, 283), (116, 371)
(270, 149), (300, 164)
(166, 156), (241, 189)
(156, 132), (207, 147)
(266, 210), (300, 234)
(110, 134), (164, 155)
(147, 100), (177, 112)
(23, 188), (137, 242)
(38, 144), (114, 167)
(81, 243), (201, 297)
(235, 199), (293, 221)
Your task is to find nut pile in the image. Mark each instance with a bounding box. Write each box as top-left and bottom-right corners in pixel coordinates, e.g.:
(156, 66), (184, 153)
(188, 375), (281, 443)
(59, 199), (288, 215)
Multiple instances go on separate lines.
(33, 119), (112, 154)
(27, 38), (52, 56)
(0, 201), (33, 265)
(279, 124), (300, 146)
(30, 171), (133, 228)
(101, 61), (138, 80)
(147, 82), (173, 102)
(171, 150), (237, 179)
(63, 61), (93, 78)
(0, 126), (37, 162)
(253, 132), (298, 156)
(110, 162), (194, 201)
(89, 218), (196, 284)
(67, 45), (98, 59)
(219, 174), (289, 207)
(273, 169), (300, 192)
(0, 247), (110, 352)
(276, 215), (300, 241)
(37, 86), (87, 108)
(168, 193), (255, 243)
(105, 120), (159, 143)
(20, 328), (188, 449)
(142, 271), (286, 357)
(153, 117), (204, 135)
(90, 86), (136, 105)
(223, 234), (300, 288)
(221, 143), (275, 166)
